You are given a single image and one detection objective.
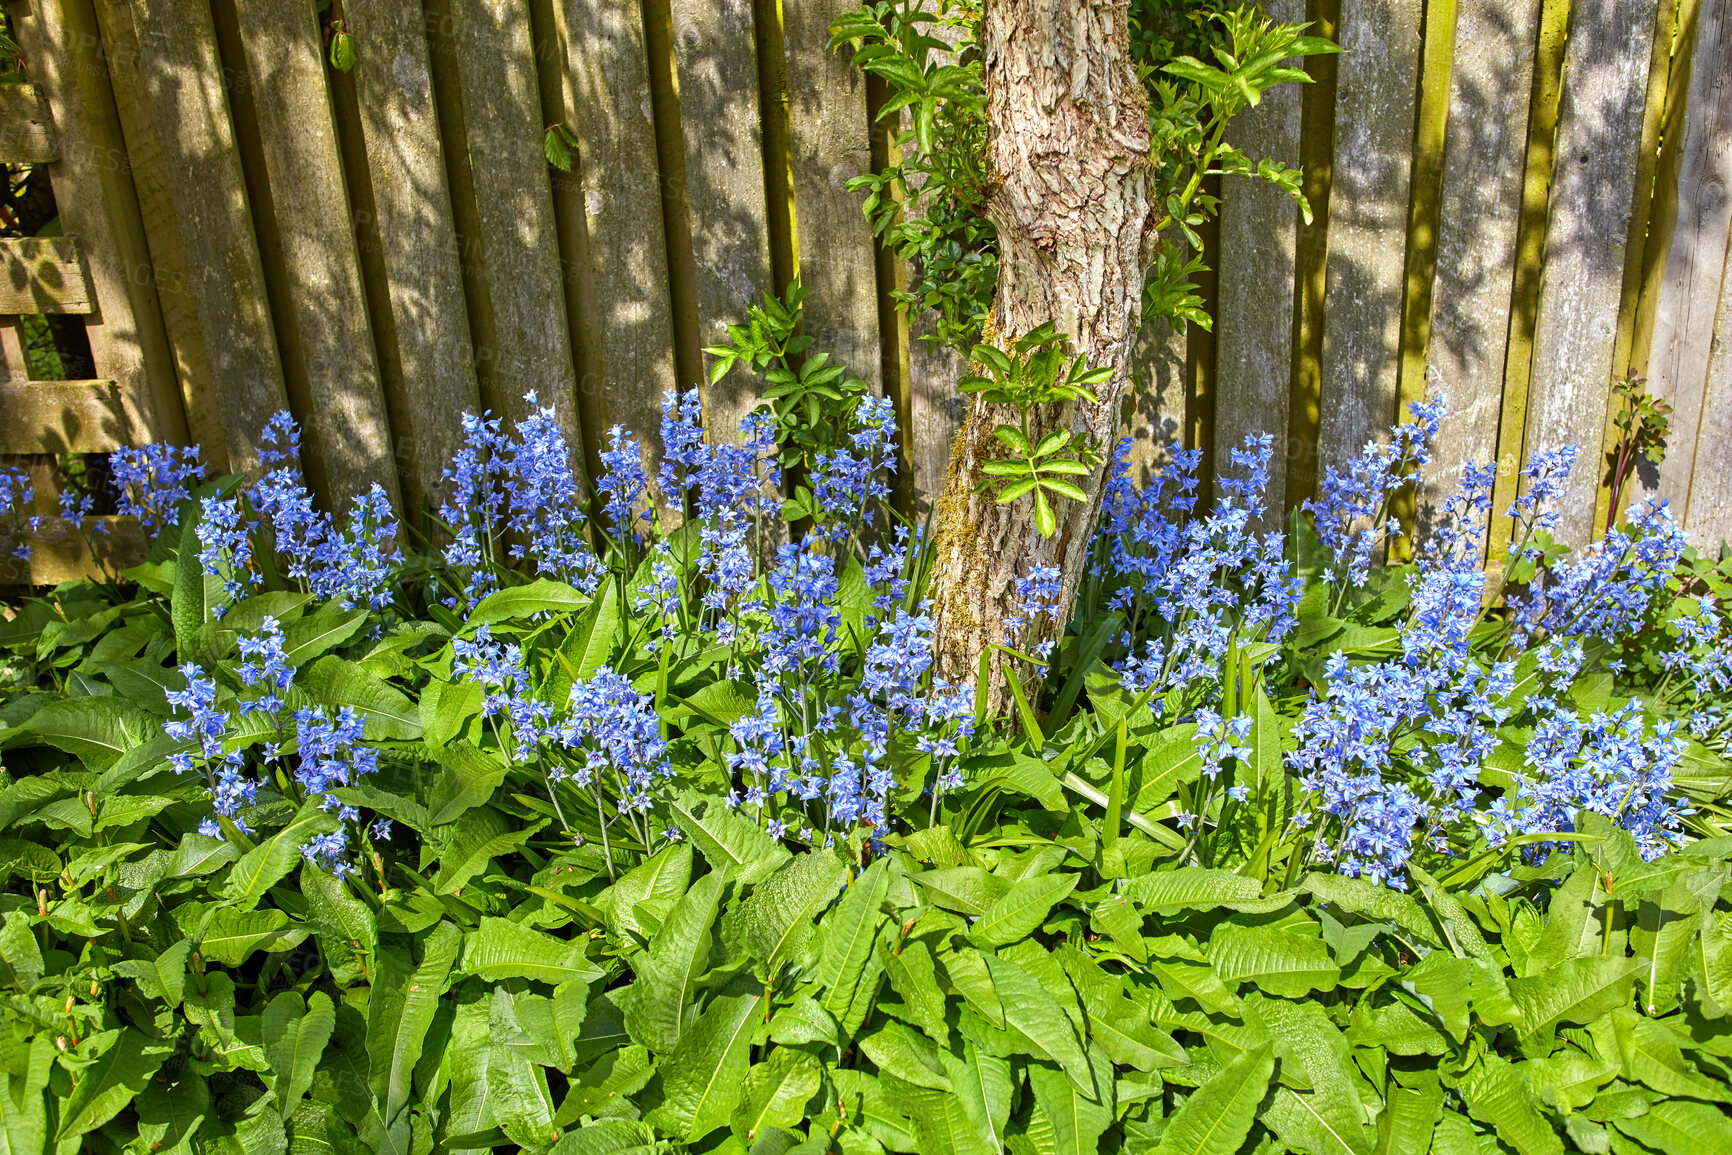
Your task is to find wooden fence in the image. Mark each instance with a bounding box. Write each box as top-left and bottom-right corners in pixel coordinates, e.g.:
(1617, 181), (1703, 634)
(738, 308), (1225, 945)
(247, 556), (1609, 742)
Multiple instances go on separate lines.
(0, 0), (1729, 585)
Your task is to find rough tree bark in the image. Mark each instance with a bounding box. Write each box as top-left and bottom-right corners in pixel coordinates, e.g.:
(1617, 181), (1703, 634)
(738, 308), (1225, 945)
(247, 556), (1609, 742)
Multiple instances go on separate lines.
(927, 0), (1156, 709)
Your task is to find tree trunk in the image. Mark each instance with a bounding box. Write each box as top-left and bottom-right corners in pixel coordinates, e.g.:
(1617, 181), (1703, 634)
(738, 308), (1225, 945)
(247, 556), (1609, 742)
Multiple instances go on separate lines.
(927, 0), (1156, 710)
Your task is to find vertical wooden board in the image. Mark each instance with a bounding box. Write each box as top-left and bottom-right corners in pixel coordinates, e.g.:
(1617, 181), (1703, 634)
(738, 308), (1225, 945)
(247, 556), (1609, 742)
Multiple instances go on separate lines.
(555, 0), (679, 459)
(783, 0), (880, 389)
(89, 0), (227, 468)
(906, 311), (968, 514)
(1645, 0), (1732, 517)
(1684, 232), (1732, 545)
(341, 0), (482, 513)
(230, 0), (399, 509)
(9, 0), (187, 450)
(1315, 0), (1423, 478)
(124, 0), (289, 473)
(1214, 0), (1303, 523)
(1427, 0), (1540, 533)
(1123, 315), (1187, 487)
(445, 0), (583, 443)
(1524, 0), (1660, 546)
(670, 0), (775, 443)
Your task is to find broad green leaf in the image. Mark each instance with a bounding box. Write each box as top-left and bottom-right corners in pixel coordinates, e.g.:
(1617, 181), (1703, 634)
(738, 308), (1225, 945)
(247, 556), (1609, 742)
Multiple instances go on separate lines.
(55, 1027), (170, 1143)
(263, 990), (335, 1117)
(0, 1035), (49, 1155)
(14, 696), (160, 771)
(1613, 1098), (1732, 1155)
(915, 866), (1011, 916)
(938, 1042), (1014, 1154)
(728, 848), (848, 974)
(1149, 1041), (1273, 1155)
(1458, 1053), (1563, 1155)
(0, 912), (44, 989)
(302, 862), (378, 986)
(1122, 867), (1290, 913)
(420, 679), (483, 749)
(767, 996), (838, 1047)
(135, 1073), (209, 1155)
(984, 951), (1094, 1097)
(881, 934), (951, 1048)
(222, 800), (340, 908)
(648, 983), (764, 1141)
(1247, 993), (1370, 1155)
(887, 1075), (998, 1155)
(1375, 1073), (1442, 1155)
(281, 606), (369, 664)
(547, 580), (622, 702)
(602, 842), (692, 943)
(1029, 1050), (1114, 1155)
(622, 868), (726, 1052)
(111, 937), (190, 1009)
(1508, 956), (1640, 1055)
(487, 987), (555, 1149)
(433, 809), (545, 894)
(1056, 943), (1185, 1071)
(427, 742), (509, 826)
(860, 1019), (949, 1090)
(1611, 1007), (1731, 1102)
(197, 907), (303, 966)
(1209, 926), (1340, 997)
(370, 923), (461, 1127)
(969, 870), (1077, 948)
(814, 858), (890, 1023)
(299, 656), (422, 739)
(168, 831), (241, 878)
(667, 791), (789, 885)
(467, 578), (589, 625)
(1302, 871), (1440, 945)
(549, 1120), (661, 1155)
(463, 916), (605, 986)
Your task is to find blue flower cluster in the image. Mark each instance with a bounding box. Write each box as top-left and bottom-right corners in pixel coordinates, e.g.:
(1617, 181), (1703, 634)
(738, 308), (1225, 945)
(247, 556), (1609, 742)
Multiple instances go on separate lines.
(0, 466), (40, 561)
(111, 443), (204, 531)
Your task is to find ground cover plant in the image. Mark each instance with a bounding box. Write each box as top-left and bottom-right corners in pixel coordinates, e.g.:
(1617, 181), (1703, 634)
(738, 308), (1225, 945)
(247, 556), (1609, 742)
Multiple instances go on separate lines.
(1, 372), (1731, 1154)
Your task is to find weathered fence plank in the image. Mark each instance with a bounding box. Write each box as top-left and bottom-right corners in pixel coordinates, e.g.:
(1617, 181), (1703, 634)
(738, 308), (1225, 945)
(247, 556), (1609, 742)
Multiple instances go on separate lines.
(9, 0), (185, 453)
(1426, 0), (1540, 540)
(231, 0), (400, 509)
(554, 0), (679, 469)
(340, 0), (482, 515)
(119, 0), (290, 473)
(1524, 0), (1660, 545)
(0, 81), (58, 161)
(1123, 315), (1188, 486)
(784, 0), (881, 389)
(1685, 236), (1732, 544)
(0, 381), (128, 453)
(670, 0), (775, 443)
(0, 236), (92, 313)
(1646, 0), (1732, 525)
(1315, 0), (1423, 478)
(1214, 0), (1302, 522)
(438, 0), (584, 444)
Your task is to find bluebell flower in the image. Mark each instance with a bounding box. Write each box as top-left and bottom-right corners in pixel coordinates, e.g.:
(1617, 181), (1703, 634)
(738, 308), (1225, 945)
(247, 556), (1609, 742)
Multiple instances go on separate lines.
(598, 425), (652, 545)
(196, 495), (257, 604)
(302, 828), (354, 878)
(310, 484), (401, 611)
(237, 616), (294, 715)
(503, 394), (603, 592)
(111, 443), (204, 531)
(0, 466), (40, 560)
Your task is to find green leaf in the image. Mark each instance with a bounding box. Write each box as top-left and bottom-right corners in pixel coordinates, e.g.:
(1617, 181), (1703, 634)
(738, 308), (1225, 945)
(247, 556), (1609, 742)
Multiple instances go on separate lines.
(1209, 926), (1339, 997)
(299, 656), (422, 739)
(731, 1053), (821, 1141)
(55, 1027), (170, 1143)
(197, 906), (303, 966)
(329, 28), (356, 71)
(915, 866), (1011, 916)
(1375, 1073), (1443, 1155)
(881, 936), (951, 1049)
(1028, 1053), (1113, 1155)
(969, 870), (1077, 948)
(548, 581), (622, 703)
(1302, 871), (1439, 945)
(369, 923), (461, 1127)
(222, 801), (340, 908)
(111, 937), (190, 1009)
(1613, 1099), (1732, 1155)
(667, 790), (790, 885)
(463, 916), (605, 986)
(432, 809), (544, 894)
(983, 952), (1094, 1097)
(302, 862), (378, 986)
(1150, 1041), (1273, 1155)
(1612, 1008), (1731, 1102)
(1459, 1053), (1563, 1155)
(1508, 956), (1640, 1055)
(171, 511), (220, 653)
(729, 849), (848, 975)
(1122, 867), (1291, 913)
(14, 696), (160, 771)
(813, 858), (890, 1024)
(622, 868), (726, 1052)
(281, 606), (369, 664)
(467, 578), (589, 625)
(648, 983), (764, 1141)
(427, 743), (510, 826)
(135, 1073), (209, 1155)
(263, 990), (335, 1117)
